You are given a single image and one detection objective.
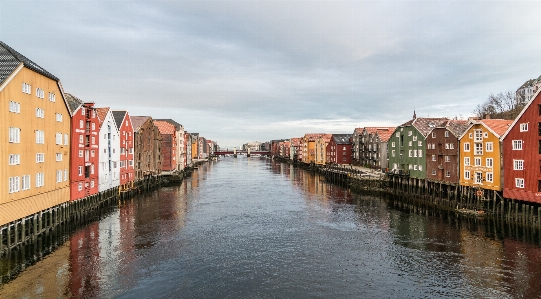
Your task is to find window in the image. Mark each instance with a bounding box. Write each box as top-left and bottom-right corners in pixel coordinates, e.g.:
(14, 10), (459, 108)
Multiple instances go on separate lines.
(445, 131), (449, 137)
(21, 175), (30, 190)
(445, 156), (450, 162)
(450, 143), (454, 149)
(91, 150), (95, 157)
(409, 150), (412, 157)
(90, 180), (94, 188)
(56, 113), (63, 122)
(78, 150), (83, 158)
(9, 127), (21, 143)
(418, 150), (422, 157)
(432, 170), (436, 175)
(129, 160), (134, 166)
(469, 133), (473, 139)
(78, 183), (83, 191)
(474, 143), (483, 155)
(56, 170), (62, 183)
(485, 142), (493, 152)
(64, 169), (68, 181)
(22, 82), (31, 94)
(9, 176), (20, 193)
(413, 150), (417, 157)
(36, 88), (44, 98)
(486, 158), (493, 168)
(79, 135), (83, 144)
(474, 157), (481, 166)
(514, 160), (524, 170)
(516, 178), (524, 188)
(445, 171), (451, 177)
(464, 143), (470, 152)
(36, 130), (44, 144)
(92, 123), (95, 130)
(413, 136), (417, 141)
(512, 140), (522, 150)
(464, 157), (470, 166)
(392, 150), (395, 157)
(35, 173), (44, 187)
(445, 143), (449, 149)
(36, 153), (44, 163)
(64, 134), (69, 145)
(395, 132), (399, 137)
(36, 108), (44, 118)
(486, 172), (493, 183)
(408, 131), (412, 136)
(414, 165), (418, 170)
(475, 172), (483, 184)
(81, 107), (85, 115)
(92, 136), (95, 144)
(474, 130), (483, 141)
(408, 141), (412, 146)
(56, 133), (62, 145)
(79, 166), (83, 176)
(520, 123), (528, 132)
(391, 142), (395, 148)
(56, 153), (62, 161)
(49, 92), (56, 102)
(484, 132), (488, 138)
(432, 155), (436, 161)
(418, 141), (422, 146)
(9, 101), (20, 113)
(419, 165), (422, 171)
(9, 154), (20, 165)
(431, 132), (436, 138)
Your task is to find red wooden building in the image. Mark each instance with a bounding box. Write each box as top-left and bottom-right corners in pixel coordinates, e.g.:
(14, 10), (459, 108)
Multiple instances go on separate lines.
(502, 90), (541, 203)
(65, 93), (99, 201)
(155, 120), (177, 173)
(327, 134), (352, 165)
(112, 111), (135, 191)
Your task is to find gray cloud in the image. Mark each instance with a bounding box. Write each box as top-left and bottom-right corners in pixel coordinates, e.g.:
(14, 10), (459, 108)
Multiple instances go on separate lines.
(1, 0), (541, 147)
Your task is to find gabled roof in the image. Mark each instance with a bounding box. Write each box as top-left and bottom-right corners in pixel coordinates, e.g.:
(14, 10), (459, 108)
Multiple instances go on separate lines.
(446, 120), (469, 137)
(64, 93), (83, 115)
(130, 116), (151, 132)
(154, 119), (183, 131)
(154, 120), (176, 135)
(95, 107), (110, 127)
(332, 134), (352, 144)
(0, 41), (58, 85)
(460, 118), (513, 140)
(353, 127), (363, 134)
(373, 127), (397, 142)
(399, 117), (449, 137)
(502, 88), (541, 140)
(318, 134), (332, 143)
(304, 133), (325, 141)
(112, 111), (127, 129)
(290, 138), (301, 146)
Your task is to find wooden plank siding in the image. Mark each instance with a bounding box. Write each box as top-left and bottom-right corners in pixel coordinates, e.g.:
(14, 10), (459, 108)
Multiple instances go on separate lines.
(0, 66), (71, 225)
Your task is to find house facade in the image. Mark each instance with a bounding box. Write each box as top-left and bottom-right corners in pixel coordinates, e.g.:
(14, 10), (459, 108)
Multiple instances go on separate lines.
(96, 108), (120, 192)
(131, 116), (162, 180)
(112, 111), (135, 191)
(302, 133), (324, 163)
(516, 76), (541, 105)
(315, 134), (332, 165)
(155, 119), (185, 171)
(459, 119), (512, 191)
(0, 41), (71, 225)
(65, 94), (99, 200)
(289, 138), (301, 161)
(359, 127), (395, 169)
(327, 134), (352, 165)
(154, 120), (177, 173)
(388, 116), (448, 178)
(185, 132), (192, 167)
(425, 120), (468, 184)
(502, 90), (541, 202)
(352, 127), (363, 163)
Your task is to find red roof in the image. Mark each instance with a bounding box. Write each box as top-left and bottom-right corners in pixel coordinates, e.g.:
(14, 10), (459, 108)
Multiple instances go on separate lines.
(130, 116), (151, 131)
(479, 119), (513, 137)
(154, 120), (176, 135)
(373, 127), (396, 142)
(95, 107), (110, 127)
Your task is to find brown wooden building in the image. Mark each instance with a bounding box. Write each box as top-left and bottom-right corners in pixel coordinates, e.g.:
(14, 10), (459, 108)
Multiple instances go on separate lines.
(425, 120), (469, 184)
(130, 116), (162, 180)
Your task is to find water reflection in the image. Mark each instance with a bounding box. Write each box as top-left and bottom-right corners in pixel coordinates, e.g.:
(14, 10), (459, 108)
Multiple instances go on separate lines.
(1, 158), (541, 298)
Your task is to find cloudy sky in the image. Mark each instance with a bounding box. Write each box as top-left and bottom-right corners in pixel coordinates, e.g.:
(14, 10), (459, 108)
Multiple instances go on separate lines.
(2, 1), (540, 147)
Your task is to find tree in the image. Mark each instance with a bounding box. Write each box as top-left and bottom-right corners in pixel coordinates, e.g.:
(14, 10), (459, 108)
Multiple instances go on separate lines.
(473, 91), (524, 120)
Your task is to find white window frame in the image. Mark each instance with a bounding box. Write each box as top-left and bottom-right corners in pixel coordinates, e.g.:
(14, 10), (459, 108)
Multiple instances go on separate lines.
(418, 150), (422, 158)
(9, 176), (20, 193)
(9, 127), (21, 143)
(56, 153), (62, 161)
(464, 143), (470, 152)
(21, 175), (30, 191)
(515, 178), (524, 188)
(474, 143), (483, 155)
(486, 158), (493, 168)
(486, 172), (493, 183)
(464, 157), (470, 166)
(56, 170), (62, 183)
(475, 172), (483, 184)
(56, 133), (62, 145)
(36, 130), (44, 144)
(36, 153), (45, 163)
(485, 142), (493, 152)
(9, 154), (20, 165)
(49, 92), (56, 102)
(9, 101), (21, 113)
(56, 113), (63, 122)
(513, 159), (524, 170)
(520, 123), (528, 132)
(22, 82), (31, 94)
(512, 140), (523, 150)
(36, 172), (44, 187)
(445, 156), (450, 162)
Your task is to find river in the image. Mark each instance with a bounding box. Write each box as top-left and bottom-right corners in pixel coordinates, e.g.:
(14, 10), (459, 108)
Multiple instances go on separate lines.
(1, 157), (540, 298)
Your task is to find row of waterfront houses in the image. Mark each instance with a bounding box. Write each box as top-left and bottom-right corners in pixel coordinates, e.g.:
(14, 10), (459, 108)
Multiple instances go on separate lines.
(1, 41), (218, 227)
(269, 90), (541, 205)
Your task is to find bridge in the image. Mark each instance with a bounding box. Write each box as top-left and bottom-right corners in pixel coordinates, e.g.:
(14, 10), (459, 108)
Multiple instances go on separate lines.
(214, 149), (271, 157)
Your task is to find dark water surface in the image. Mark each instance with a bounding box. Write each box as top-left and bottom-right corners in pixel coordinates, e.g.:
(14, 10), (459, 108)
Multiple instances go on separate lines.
(1, 157), (541, 298)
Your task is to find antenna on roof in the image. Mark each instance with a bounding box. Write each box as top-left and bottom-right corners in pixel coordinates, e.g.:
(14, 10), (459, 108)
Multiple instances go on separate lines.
(413, 109), (417, 119)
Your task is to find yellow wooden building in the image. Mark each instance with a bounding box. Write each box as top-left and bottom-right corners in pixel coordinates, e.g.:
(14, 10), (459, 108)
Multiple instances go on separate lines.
(0, 42), (71, 226)
(315, 134), (332, 165)
(458, 119), (512, 191)
(302, 133), (324, 164)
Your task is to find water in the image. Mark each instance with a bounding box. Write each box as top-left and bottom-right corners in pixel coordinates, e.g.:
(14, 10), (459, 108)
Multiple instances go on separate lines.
(1, 157), (541, 298)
